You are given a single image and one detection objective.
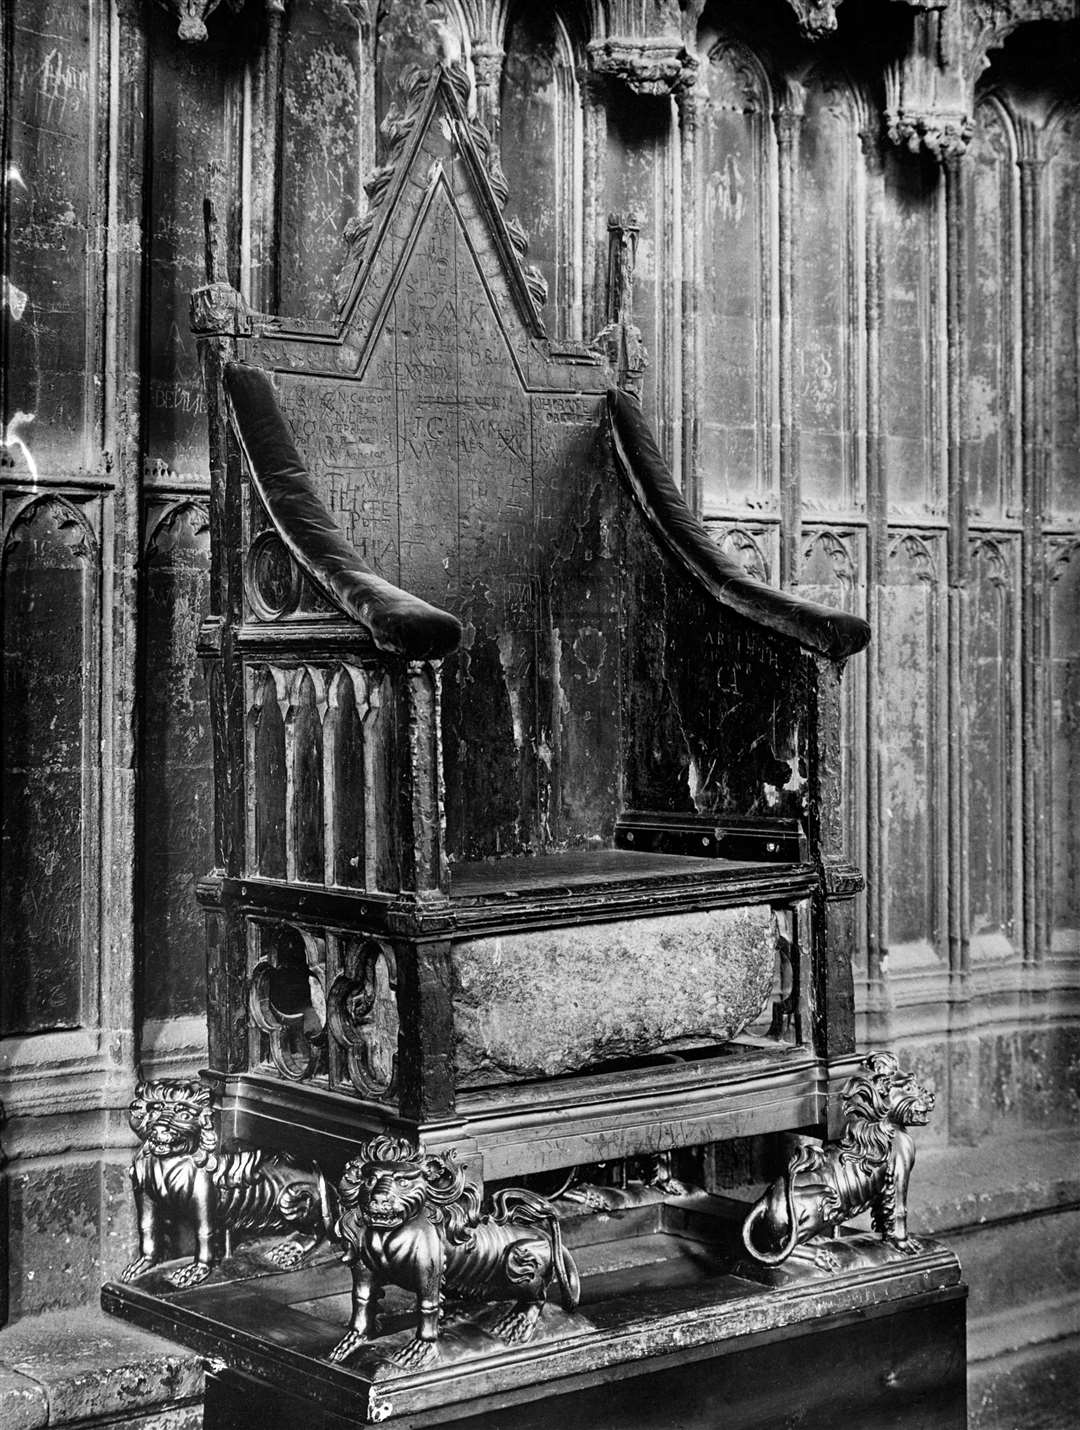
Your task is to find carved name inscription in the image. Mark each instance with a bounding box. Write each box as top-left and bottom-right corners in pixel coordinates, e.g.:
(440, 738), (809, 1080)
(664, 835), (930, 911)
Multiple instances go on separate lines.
(274, 183), (540, 616)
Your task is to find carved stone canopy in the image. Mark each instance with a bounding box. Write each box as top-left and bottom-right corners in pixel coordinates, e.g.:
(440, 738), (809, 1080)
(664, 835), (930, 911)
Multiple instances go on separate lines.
(156, 0), (282, 43)
(587, 37), (698, 97)
(786, 0), (846, 38)
(883, 0), (1080, 160)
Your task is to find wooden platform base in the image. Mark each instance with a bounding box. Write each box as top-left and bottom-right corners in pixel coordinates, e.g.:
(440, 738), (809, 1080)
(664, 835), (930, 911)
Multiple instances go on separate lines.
(203, 1293), (966, 1430)
(102, 1195), (966, 1428)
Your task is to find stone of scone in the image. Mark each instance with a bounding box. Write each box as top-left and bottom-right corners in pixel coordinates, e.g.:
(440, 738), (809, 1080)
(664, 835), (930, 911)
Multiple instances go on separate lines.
(451, 905), (778, 1085)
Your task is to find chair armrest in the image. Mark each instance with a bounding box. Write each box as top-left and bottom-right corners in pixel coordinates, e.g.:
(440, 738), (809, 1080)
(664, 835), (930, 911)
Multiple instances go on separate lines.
(224, 362), (461, 659)
(607, 389), (870, 661)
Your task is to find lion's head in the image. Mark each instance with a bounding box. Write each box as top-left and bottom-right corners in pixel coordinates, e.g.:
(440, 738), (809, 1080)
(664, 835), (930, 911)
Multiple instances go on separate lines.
(335, 1138), (480, 1252)
(838, 1052), (935, 1167)
(129, 1079), (218, 1165)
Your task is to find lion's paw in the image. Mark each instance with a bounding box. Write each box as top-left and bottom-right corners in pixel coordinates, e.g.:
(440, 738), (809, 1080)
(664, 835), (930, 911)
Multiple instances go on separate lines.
(886, 1235), (924, 1258)
(390, 1337), (440, 1371)
(811, 1246), (842, 1272)
(119, 1255), (156, 1282)
(327, 1330), (368, 1363)
(166, 1260), (212, 1289)
(488, 1303), (542, 1346)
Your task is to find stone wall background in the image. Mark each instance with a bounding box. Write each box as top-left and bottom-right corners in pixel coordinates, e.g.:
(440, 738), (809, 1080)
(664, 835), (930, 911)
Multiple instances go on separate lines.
(0, 0), (1076, 1402)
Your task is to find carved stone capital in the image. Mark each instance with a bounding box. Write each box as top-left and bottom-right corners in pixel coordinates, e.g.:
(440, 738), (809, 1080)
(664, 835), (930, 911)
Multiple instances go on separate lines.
(775, 90), (807, 147)
(155, 0), (289, 43)
(675, 82), (705, 134)
(887, 109), (975, 159)
(587, 38), (698, 98)
(470, 41), (503, 92)
(785, 0), (846, 38)
(154, 0), (223, 43)
(190, 281), (253, 336)
(884, 0), (1079, 162)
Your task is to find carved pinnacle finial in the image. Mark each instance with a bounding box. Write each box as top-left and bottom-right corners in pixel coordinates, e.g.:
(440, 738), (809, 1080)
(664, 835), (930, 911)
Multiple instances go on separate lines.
(605, 212), (640, 328)
(593, 212), (648, 397)
(202, 162), (229, 284)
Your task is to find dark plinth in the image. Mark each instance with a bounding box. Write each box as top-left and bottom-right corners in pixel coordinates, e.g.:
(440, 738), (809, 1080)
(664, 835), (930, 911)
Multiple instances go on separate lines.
(203, 1296), (966, 1430)
(103, 1196), (966, 1429)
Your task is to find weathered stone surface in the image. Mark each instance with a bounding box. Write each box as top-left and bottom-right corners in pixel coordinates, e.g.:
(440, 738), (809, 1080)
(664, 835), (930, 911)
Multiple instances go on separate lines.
(0, 1367), (47, 1430)
(6, 1164), (102, 1319)
(0, 1306), (203, 1425)
(451, 906), (778, 1085)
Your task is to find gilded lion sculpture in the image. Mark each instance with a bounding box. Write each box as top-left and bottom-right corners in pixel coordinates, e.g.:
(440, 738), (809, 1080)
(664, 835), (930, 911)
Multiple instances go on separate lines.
(327, 1137), (580, 1370)
(741, 1051), (934, 1267)
(119, 1078), (334, 1288)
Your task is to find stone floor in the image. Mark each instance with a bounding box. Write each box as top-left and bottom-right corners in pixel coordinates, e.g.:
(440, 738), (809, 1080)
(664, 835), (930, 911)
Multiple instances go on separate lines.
(0, 1307), (202, 1430)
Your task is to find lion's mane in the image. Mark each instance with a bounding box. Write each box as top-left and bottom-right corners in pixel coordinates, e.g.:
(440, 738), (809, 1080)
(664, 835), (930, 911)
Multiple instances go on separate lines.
(336, 1138), (482, 1257)
(836, 1051), (929, 1172)
(130, 1079), (219, 1168)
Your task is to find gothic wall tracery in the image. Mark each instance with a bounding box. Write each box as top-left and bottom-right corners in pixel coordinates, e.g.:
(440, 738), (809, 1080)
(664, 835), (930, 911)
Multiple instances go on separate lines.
(1, 1), (1078, 1350)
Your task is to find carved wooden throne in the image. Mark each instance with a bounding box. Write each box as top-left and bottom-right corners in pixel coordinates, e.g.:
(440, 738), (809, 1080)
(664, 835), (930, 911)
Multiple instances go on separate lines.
(187, 62), (869, 1180)
(105, 62), (966, 1429)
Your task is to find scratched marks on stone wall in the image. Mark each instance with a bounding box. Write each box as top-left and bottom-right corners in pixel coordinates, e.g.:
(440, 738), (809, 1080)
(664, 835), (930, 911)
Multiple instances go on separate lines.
(1048, 111), (1080, 524)
(967, 98), (1020, 523)
(141, 505), (213, 1021)
(373, 2), (465, 155)
(882, 148), (944, 518)
(801, 528), (866, 865)
(4, 1), (94, 474)
(145, 22), (242, 485)
(500, 5), (578, 339)
(1, 499), (97, 1034)
(279, 0), (366, 318)
(795, 79), (861, 515)
(967, 537), (1020, 958)
(1048, 539), (1080, 945)
(880, 533), (946, 960)
(699, 41), (775, 512)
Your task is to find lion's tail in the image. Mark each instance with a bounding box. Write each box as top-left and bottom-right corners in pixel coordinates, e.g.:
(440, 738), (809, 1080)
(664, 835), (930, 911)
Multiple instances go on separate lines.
(317, 1168), (337, 1236)
(549, 1212), (581, 1312)
(491, 1188), (580, 1311)
(741, 1177), (800, 1267)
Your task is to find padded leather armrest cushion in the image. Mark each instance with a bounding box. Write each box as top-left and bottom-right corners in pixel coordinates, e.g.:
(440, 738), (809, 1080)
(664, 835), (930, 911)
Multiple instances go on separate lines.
(224, 361), (462, 659)
(607, 388), (871, 661)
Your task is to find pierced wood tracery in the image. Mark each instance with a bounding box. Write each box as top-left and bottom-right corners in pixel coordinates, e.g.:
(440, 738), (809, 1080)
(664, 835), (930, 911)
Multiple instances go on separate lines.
(248, 921), (328, 1081)
(327, 936), (400, 1098)
(245, 660), (403, 891)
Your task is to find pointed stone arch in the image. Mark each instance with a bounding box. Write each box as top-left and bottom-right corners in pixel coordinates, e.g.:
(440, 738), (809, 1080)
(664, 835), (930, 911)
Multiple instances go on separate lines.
(1, 496), (100, 1034)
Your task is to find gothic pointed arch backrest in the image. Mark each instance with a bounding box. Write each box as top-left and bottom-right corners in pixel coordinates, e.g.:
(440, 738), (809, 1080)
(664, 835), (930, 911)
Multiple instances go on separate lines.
(233, 64), (615, 858)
